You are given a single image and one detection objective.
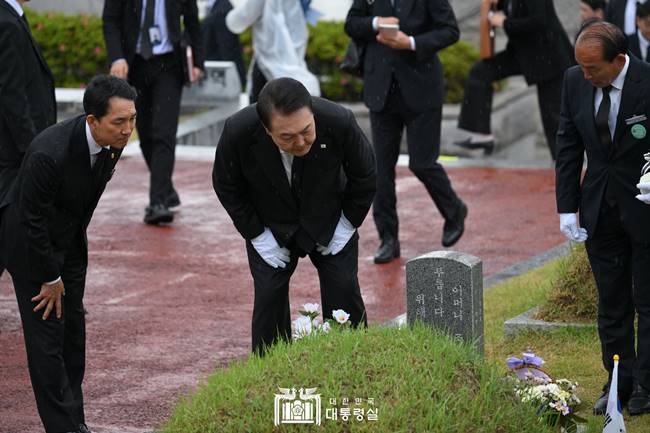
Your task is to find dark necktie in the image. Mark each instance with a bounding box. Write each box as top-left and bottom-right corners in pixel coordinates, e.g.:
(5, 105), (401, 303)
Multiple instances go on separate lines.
(393, 0), (401, 14)
(92, 148), (110, 184)
(140, 0), (155, 60)
(646, 44), (650, 63)
(290, 156), (304, 203)
(595, 85), (612, 148)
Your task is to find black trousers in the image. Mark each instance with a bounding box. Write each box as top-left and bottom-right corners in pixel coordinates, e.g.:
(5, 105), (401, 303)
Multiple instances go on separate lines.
(129, 53), (183, 207)
(246, 232), (367, 354)
(457, 50), (563, 160)
(249, 61), (268, 104)
(11, 245), (88, 433)
(370, 81), (462, 242)
(585, 202), (650, 393)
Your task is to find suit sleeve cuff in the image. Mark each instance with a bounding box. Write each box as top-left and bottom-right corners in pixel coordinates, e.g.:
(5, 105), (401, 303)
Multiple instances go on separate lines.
(46, 276), (62, 285)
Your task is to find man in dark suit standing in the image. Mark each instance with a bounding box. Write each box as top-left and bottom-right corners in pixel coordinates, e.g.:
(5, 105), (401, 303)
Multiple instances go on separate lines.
(213, 78), (376, 354)
(454, 0), (574, 159)
(345, 0), (467, 265)
(0, 0), (56, 207)
(556, 20), (650, 416)
(0, 75), (137, 433)
(202, 0), (246, 85)
(606, 0), (640, 35)
(627, 1), (650, 61)
(102, 0), (204, 225)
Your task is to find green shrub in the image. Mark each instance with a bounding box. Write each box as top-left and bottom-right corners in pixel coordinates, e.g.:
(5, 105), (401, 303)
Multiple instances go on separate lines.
(163, 324), (554, 433)
(25, 8), (108, 87)
(26, 10), (480, 103)
(536, 244), (598, 323)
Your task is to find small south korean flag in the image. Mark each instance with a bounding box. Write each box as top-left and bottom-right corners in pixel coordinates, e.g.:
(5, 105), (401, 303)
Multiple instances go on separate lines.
(603, 355), (626, 433)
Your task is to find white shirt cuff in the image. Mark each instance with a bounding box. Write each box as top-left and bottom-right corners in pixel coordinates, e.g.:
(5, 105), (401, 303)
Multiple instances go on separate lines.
(46, 277), (62, 285)
(372, 17), (379, 32)
(409, 36), (416, 51)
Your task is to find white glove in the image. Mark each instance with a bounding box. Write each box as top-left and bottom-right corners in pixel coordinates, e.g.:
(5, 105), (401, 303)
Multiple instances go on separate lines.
(316, 213), (356, 256)
(251, 227), (291, 268)
(559, 213), (588, 242)
(636, 182), (650, 204)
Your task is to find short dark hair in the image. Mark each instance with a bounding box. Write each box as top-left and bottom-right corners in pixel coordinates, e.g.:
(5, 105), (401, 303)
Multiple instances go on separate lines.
(576, 19), (628, 62)
(637, 1), (650, 18)
(83, 75), (137, 119)
(256, 78), (313, 130)
(581, 0), (607, 11)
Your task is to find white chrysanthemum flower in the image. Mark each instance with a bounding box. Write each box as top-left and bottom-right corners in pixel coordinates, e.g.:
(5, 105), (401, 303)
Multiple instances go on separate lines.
(292, 316), (312, 339)
(332, 309), (350, 324)
(321, 322), (331, 333)
(303, 303), (320, 314)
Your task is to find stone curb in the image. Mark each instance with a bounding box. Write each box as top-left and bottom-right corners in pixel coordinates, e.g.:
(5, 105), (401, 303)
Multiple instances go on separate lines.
(503, 306), (595, 336)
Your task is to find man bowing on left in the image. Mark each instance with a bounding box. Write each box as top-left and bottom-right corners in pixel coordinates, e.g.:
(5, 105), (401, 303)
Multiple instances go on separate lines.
(0, 75), (137, 433)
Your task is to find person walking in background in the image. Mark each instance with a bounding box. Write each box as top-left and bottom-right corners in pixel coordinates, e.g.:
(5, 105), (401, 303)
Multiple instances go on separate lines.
(345, 0), (467, 265)
(102, 0), (204, 225)
(225, 0), (320, 103)
(202, 0), (246, 86)
(556, 20), (650, 416)
(0, 75), (137, 433)
(213, 78), (375, 354)
(454, 0), (574, 160)
(627, 1), (650, 61)
(606, 0), (644, 35)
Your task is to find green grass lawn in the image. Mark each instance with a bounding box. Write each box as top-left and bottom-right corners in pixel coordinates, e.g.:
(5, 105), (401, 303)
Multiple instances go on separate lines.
(485, 258), (647, 433)
(162, 256), (648, 432)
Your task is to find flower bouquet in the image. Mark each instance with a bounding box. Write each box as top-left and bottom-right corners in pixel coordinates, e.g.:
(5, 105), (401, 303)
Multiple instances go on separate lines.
(506, 351), (586, 433)
(291, 303), (351, 340)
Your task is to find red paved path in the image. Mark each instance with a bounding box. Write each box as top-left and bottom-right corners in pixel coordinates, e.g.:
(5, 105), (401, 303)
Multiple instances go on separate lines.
(0, 157), (563, 433)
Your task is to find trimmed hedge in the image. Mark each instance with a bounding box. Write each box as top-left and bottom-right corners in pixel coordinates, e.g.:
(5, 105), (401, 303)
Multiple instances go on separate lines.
(25, 9), (108, 88)
(25, 9), (479, 103)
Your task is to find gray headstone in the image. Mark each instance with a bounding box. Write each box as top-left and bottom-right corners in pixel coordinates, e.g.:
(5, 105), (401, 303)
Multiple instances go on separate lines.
(181, 61), (242, 109)
(406, 251), (484, 354)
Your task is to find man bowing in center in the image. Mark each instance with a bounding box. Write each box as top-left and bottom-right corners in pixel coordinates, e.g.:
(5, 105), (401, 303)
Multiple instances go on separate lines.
(213, 78), (376, 354)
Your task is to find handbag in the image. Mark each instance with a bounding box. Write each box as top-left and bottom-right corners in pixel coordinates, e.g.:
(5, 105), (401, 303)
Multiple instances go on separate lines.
(340, 40), (365, 77)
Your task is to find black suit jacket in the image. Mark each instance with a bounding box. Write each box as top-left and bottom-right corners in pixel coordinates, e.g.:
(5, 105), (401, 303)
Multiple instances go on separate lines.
(556, 56), (650, 241)
(497, 0), (574, 85)
(213, 98), (376, 249)
(102, 0), (205, 70)
(202, 0), (246, 85)
(0, 116), (121, 283)
(0, 2), (56, 204)
(627, 32), (650, 62)
(606, 0), (628, 33)
(344, 0), (459, 113)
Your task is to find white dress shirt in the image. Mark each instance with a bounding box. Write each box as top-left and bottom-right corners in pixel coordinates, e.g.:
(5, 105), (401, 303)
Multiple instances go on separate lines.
(86, 121), (105, 167)
(279, 149), (294, 185)
(594, 55), (630, 141)
(639, 30), (650, 62)
(3, 0), (23, 16)
(136, 0), (174, 56)
(625, 0), (639, 35)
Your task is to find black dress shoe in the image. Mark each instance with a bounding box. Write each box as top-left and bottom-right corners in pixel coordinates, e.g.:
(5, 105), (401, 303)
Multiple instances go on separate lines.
(374, 238), (400, 264)
(593, 383), (632, 415)
(442, 202), (467, 247)
(166, 189), (181, 211)
(454, 137), (495, 155)
(144, 204), (174, 225)
(629, 383), (650, 415)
